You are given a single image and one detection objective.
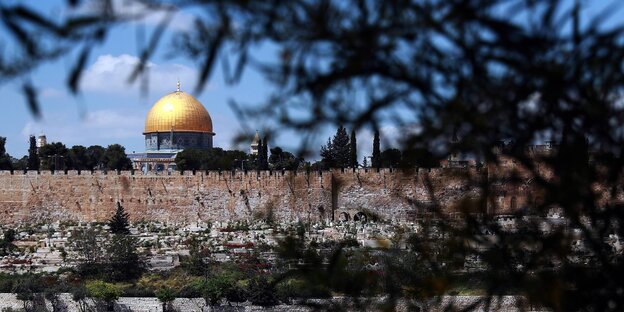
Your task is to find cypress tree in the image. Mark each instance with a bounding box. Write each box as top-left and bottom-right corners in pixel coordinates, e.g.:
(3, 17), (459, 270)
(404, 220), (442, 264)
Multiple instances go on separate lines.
(320, 138), (334, 168)
(321, 126), (351, 168)
(0, 137), (12, 170)
(350, 129), (357, 168)
(333, 126), (350, 168)
(262, 136), (269, 170)
(257, 138), (264, 169)
(27, 136), (40, 170)
(372, 130), (381, 169)
(108, 202), (130, 235)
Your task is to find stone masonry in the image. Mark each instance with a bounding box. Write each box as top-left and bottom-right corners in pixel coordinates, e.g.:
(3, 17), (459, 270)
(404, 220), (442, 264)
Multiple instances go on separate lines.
(0, 168), (501, 225)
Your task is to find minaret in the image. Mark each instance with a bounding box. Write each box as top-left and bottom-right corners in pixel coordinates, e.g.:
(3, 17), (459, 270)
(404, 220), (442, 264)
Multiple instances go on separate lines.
(449, 128), (460, 162)
(37, 134), (47, 152)
(250, 130), (260, 155)
(170, 81), (178, 150)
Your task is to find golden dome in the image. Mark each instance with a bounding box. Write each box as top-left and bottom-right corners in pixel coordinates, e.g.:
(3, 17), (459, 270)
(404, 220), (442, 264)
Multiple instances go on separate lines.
(144, 87), (214, 134)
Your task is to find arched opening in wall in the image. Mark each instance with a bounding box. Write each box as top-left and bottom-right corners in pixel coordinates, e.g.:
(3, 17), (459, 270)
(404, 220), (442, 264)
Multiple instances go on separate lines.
(533, 195), (545, 215)
(496, 196), (505, 214)
(318, 205), (325, 219)
(339, 212), (350, 222)
(353, 212), (367, 223)
(510, 196), (517, 211)
(535, 196), (543, 208)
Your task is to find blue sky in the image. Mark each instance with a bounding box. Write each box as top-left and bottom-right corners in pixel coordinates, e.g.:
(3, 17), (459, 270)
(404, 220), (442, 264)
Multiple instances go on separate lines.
(0, 2), (276, 157)
(0, 0), (621, 159)
(0, 0), (392, 160)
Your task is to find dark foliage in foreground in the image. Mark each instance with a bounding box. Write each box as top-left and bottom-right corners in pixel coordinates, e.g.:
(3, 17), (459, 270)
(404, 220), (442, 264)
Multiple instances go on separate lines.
(2, 0), (624, 311)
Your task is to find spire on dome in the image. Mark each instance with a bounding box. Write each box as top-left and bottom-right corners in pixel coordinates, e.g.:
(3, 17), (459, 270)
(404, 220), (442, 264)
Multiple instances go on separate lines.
(176, 80), (181, 92)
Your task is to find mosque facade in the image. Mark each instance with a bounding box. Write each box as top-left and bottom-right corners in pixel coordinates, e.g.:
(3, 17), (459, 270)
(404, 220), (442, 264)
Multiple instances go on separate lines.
(130, 82), (215, 172)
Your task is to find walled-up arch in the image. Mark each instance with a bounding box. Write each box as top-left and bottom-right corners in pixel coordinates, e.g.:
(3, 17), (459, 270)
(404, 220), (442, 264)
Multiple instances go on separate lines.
(353, 212), (367, 223)
(339, 212), (351, 222)
(510, 196), (517, 211)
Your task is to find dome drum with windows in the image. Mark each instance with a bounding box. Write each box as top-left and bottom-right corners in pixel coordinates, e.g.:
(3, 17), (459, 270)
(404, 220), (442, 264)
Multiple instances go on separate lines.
(143, 82), (215, 152)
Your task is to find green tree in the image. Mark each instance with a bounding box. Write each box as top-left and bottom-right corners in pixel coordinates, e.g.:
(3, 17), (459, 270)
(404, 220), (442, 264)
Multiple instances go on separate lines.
(71, 286), (89, 312)
(86, 145), (106, 170)
(0, 228), (17, 256)
(176, 148), (250, 171)
(269, 147), (302, 170)
(333, 126), (350, 168)
(4, 229), (16, 243)
(319, 138), (333, 169)
(247, 276), (278, 307)
(155, 287), (177, 312)
(350, 129), (358, 168)
(205, 148), (224, 170)
(105, 234), (145, 281)
(3, 1), (624, 311)
(381, 148), (401, 168)
(68, 228), (105, 276)
(221, 149), (249, 170)
(86, 280), (123, 312)
(268, 146), (283, 167)
(0, 229), (17, 256)
(103, 144), (132, 171)
(401, 147), (438, 169)
(203, 148), (225, 170)
(39, 142), (68, 170)
(13, 276), (41, 312)
(260, 136), (269, 170)
(108, 202), (130, 235)
(372, 131), (381, 169)
(0, 137), (13, 170)
(225, 280), (248, 306)
(255, 138), (263, 170)
(199, 273), (236, 306)
(320, 126), (350, 168)
(12, 156), (28, 170)
(175, 148), (204, 171)
(68, 145), (89, 170)
(44, 287), (63, 312)
(27, 136), (39, 170)
(183, 237), (209, 276)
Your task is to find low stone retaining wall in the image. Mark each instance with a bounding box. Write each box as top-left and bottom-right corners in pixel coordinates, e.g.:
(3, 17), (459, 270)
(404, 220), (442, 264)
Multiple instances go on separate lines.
(0, 294), (546, 311)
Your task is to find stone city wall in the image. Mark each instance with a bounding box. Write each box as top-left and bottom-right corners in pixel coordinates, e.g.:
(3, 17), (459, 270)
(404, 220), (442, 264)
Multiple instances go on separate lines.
(0, 168), (510, 225)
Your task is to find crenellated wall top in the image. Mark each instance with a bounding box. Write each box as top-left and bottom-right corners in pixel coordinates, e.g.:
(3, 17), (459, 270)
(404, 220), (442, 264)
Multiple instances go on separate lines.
(0, 167), (480, 179)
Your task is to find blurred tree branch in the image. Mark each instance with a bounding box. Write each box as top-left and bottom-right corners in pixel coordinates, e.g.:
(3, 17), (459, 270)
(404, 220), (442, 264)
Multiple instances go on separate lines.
(2, 0), (624, 311)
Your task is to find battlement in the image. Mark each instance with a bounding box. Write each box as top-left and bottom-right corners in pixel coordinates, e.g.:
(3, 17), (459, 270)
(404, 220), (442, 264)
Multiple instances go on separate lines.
(0, 167), (479, 178)
(0, 166), (510, 225)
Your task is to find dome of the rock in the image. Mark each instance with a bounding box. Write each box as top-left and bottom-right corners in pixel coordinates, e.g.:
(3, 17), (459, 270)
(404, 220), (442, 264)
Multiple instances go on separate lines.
(142, 82), (215, 152)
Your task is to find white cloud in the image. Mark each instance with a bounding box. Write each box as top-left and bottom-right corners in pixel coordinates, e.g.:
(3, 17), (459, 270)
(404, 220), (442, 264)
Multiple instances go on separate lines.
(40, 88), (66, 99)
(116, 0), (196, 32)
(84, 110), (144, 138)
(142, 8), (195, 32)
(72, 0), (194, 31)
(21, 109), (143, 148)
(80, 54), (198, 95)
(211, 113), (243, 151)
